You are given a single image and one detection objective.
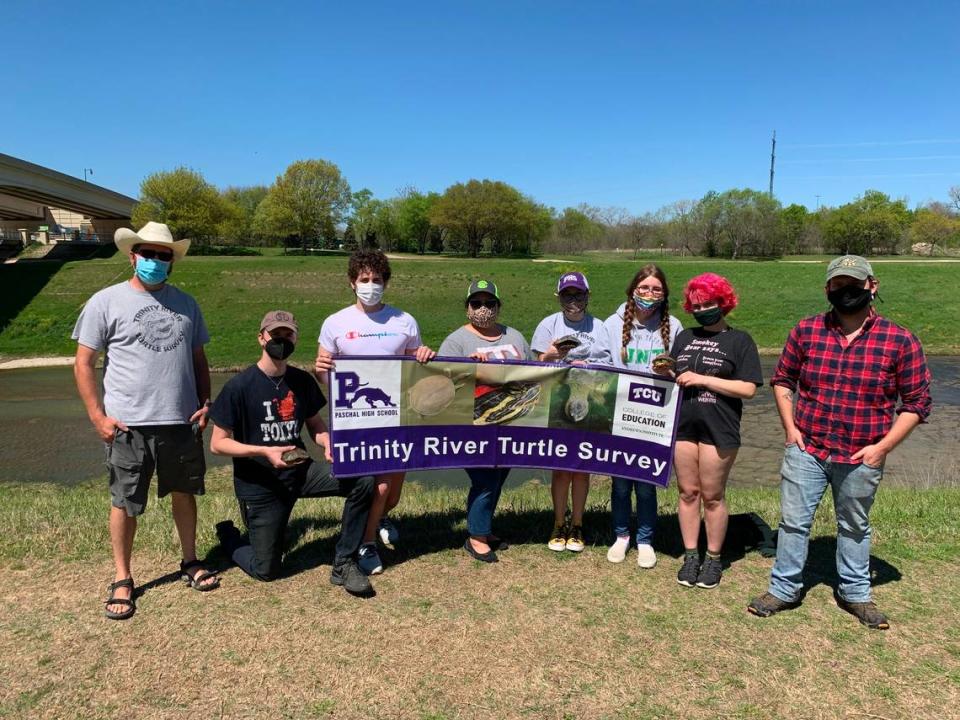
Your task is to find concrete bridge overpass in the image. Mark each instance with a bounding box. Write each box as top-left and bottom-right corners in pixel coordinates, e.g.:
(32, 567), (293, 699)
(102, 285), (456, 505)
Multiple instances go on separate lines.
(0, 152), (136, 244)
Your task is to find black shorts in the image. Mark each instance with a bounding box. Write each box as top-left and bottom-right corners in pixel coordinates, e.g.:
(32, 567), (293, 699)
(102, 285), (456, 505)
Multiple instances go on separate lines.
(675, 412), (741, 450)
(105, 424), (206, 517)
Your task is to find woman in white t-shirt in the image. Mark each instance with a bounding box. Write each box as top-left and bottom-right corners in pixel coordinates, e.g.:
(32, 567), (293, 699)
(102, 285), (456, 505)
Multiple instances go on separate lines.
(531, 271), (611, 554)
(315, 249), (435, 576)
(602, 264), (682, 570)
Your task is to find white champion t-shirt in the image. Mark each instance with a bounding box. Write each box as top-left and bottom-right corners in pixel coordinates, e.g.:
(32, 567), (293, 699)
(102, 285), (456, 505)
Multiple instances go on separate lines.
(319, 304), (422, 356)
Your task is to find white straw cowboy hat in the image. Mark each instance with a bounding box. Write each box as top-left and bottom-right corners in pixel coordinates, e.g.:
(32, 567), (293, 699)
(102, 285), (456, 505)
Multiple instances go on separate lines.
(114, 221), (191, 261)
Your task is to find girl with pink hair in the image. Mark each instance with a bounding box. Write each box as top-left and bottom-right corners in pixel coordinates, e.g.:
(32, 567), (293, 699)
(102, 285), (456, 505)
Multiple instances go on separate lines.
(661, 273), (762, 589)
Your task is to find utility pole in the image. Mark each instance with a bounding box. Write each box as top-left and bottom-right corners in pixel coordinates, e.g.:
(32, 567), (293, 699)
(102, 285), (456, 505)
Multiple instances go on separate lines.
(815, 194), (821, 211)
(768, 131), (776, 197)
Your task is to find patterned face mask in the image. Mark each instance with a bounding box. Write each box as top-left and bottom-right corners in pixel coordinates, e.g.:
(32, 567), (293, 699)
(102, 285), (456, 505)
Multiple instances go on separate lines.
(467, 304), (500, 329)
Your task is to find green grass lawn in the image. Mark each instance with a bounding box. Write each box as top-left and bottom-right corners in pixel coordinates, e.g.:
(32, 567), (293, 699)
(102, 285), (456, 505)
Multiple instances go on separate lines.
(1, 253), (958, 365)
(0, 473), (957, 719)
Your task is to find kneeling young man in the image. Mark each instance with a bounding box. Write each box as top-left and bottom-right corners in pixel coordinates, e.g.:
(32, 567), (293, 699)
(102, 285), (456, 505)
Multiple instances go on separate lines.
(210, 311), (374, 596)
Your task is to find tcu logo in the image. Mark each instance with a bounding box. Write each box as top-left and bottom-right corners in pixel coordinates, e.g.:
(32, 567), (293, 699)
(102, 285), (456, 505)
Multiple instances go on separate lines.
(628, 382), (665, 407)
(335, 371), (397, 409)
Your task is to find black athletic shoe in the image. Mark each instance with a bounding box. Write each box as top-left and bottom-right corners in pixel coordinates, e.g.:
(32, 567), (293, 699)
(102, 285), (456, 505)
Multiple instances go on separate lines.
(330, 561), (373, 596)
(696, 557), (723, 589)
(677, 554), (700, 587)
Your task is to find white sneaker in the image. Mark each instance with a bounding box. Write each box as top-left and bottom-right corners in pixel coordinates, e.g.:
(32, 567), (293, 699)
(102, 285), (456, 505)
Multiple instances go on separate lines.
(378, 517), (399, 547)
(606, 536), (629, 563)
(636, 543), (657, 569)
(357, 543), (383, 575)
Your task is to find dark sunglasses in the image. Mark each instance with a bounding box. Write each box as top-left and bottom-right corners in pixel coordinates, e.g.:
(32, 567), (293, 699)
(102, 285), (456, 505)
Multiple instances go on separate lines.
(136, 248), (174, 262)
(468, 299), (499, 310)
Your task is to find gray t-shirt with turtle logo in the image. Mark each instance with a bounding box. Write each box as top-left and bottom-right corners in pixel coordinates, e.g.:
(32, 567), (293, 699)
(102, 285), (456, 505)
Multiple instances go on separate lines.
(72, 280), (209, 426)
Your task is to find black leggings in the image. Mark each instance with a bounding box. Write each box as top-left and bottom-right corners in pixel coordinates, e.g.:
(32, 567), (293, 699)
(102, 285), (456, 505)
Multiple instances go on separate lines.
(225, 461), (374, 581)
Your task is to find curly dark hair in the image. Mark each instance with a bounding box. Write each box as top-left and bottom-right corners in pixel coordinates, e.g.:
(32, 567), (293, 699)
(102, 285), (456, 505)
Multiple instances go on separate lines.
(347, 249), (392, 284)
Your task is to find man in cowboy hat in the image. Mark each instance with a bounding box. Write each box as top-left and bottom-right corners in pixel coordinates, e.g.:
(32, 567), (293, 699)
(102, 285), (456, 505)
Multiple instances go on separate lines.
(73, 221), (219, 620)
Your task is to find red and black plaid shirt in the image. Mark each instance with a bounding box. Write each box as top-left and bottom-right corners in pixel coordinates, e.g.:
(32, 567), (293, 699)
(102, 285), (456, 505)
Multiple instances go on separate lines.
(770, 310), (931, 463)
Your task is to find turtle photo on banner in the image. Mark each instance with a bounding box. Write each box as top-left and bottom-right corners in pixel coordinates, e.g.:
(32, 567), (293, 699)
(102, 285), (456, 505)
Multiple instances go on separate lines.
(328, 356), (682, 487)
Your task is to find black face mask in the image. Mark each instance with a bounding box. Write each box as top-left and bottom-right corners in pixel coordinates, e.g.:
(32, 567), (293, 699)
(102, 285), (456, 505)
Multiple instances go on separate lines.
(693, 307), (724, 327)
(827, 286), (873, 315)
(265, 338), (295, 360)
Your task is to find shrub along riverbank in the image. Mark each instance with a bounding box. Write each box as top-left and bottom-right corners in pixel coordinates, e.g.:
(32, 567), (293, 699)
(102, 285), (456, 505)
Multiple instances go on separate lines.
(0, 470), (957, 719)
(1, 253), (958, 365)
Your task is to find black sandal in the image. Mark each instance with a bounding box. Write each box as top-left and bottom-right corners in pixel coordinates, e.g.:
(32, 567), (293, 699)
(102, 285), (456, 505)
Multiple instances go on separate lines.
(180, 560), (220, 592)
(104, 578), (136, 620)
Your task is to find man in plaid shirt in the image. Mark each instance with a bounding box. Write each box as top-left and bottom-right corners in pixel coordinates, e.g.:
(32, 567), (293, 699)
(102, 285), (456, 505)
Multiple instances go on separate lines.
(748, 255), (931, 630)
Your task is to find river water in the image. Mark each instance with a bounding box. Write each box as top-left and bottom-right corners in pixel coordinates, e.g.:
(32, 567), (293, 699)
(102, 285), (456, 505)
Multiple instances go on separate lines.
(1, 359), (958, 488)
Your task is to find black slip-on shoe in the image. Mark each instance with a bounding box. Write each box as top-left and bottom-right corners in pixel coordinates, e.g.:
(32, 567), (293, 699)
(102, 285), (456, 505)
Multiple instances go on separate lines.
(464, 538), (498, 563)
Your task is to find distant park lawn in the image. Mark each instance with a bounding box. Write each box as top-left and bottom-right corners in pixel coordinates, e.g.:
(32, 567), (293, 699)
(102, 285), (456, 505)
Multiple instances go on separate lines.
(0, 471), (957, 719)
(0, 252), (958, 364)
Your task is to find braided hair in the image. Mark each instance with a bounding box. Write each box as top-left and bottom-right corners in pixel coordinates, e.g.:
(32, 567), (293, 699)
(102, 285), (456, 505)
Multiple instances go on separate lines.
(621, 264), (671, 363)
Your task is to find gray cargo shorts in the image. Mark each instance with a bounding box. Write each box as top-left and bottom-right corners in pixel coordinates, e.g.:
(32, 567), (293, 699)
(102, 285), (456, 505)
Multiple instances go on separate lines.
(105, 424), (206, 517)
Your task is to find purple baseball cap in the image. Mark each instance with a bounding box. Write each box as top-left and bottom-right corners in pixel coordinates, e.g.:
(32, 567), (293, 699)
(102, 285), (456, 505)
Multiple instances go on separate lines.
(556, 271), (590, 293)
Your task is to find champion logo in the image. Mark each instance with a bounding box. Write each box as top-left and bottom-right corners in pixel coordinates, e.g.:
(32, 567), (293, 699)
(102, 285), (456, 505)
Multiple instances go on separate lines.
(345, 331), (360, 340)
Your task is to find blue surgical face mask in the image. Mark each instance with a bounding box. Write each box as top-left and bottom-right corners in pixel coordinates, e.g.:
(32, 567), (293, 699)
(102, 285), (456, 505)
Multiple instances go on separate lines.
(135, 256), (171, 285)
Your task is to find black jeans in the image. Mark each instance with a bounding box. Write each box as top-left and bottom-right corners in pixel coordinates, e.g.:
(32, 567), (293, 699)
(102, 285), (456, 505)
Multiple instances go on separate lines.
(225, 461), (374, 581)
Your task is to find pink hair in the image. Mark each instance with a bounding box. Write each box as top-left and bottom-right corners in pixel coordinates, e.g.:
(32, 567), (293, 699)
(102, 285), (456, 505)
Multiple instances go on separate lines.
(682, 273), (738, 314)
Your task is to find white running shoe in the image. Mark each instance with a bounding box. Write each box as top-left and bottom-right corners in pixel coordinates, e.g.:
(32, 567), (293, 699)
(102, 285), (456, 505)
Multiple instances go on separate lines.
(636, 543), (657, 569)
(357, 543), (383, 575)
(378, 517), (399, 547)
(606, 536), (629, 563)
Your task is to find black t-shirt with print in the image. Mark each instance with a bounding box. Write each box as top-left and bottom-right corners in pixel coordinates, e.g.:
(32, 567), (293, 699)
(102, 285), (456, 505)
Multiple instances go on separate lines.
(670, 327), (763, 447)
(210, 364), (326, 494)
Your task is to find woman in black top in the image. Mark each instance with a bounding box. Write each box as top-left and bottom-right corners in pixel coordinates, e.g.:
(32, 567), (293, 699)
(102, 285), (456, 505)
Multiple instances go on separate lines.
(664, 273), (762, 590)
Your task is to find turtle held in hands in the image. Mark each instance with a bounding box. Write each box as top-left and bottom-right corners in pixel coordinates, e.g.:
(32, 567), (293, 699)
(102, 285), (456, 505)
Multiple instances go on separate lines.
(651, 353), (676, 374)
(281, 448), (311, 465)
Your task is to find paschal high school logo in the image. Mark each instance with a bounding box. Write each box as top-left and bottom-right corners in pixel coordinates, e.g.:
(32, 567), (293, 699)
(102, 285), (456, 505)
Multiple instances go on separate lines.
(335, 371), (397, 409)
(628, 382), (666, 407)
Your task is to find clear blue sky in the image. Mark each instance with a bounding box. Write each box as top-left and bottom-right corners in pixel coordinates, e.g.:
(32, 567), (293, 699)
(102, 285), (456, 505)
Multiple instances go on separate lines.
(3, 1), (958, 214)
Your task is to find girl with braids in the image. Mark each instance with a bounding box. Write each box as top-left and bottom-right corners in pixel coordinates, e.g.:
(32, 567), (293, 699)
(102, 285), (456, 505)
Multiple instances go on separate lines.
(602, 264), (683, 568)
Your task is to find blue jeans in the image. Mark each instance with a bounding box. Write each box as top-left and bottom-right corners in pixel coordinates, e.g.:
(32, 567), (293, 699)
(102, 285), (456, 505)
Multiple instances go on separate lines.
(768, 444), (883, 603)
(466, 467), (510, 536)
(610, 477), (657, 545)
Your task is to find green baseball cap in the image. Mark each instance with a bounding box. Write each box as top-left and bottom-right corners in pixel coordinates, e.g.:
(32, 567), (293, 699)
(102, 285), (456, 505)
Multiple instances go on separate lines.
(826, 255), (874, 282)
(467, 279), (500, 301)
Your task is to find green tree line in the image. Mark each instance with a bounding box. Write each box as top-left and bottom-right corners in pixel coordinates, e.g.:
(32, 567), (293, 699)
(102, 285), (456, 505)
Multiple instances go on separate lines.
(131, 161), (960, 258)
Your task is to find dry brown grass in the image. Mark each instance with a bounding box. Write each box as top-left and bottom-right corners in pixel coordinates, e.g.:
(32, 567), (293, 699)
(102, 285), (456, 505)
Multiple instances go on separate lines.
(1, 476), (958, 720)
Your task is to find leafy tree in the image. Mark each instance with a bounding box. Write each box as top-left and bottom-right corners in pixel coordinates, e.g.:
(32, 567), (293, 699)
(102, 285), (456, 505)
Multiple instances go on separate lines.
(779, 203), (810, 255)
(910, 209), (960, 255)
(219, 185), (268, 245)
(396, 190), (442, 254)
(253, 159), (351, 252)
(548, 207), (603, 254)
(429, 179), (548, 257)
(822, 190), (909, 256)
(131, 167), (228, 243)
